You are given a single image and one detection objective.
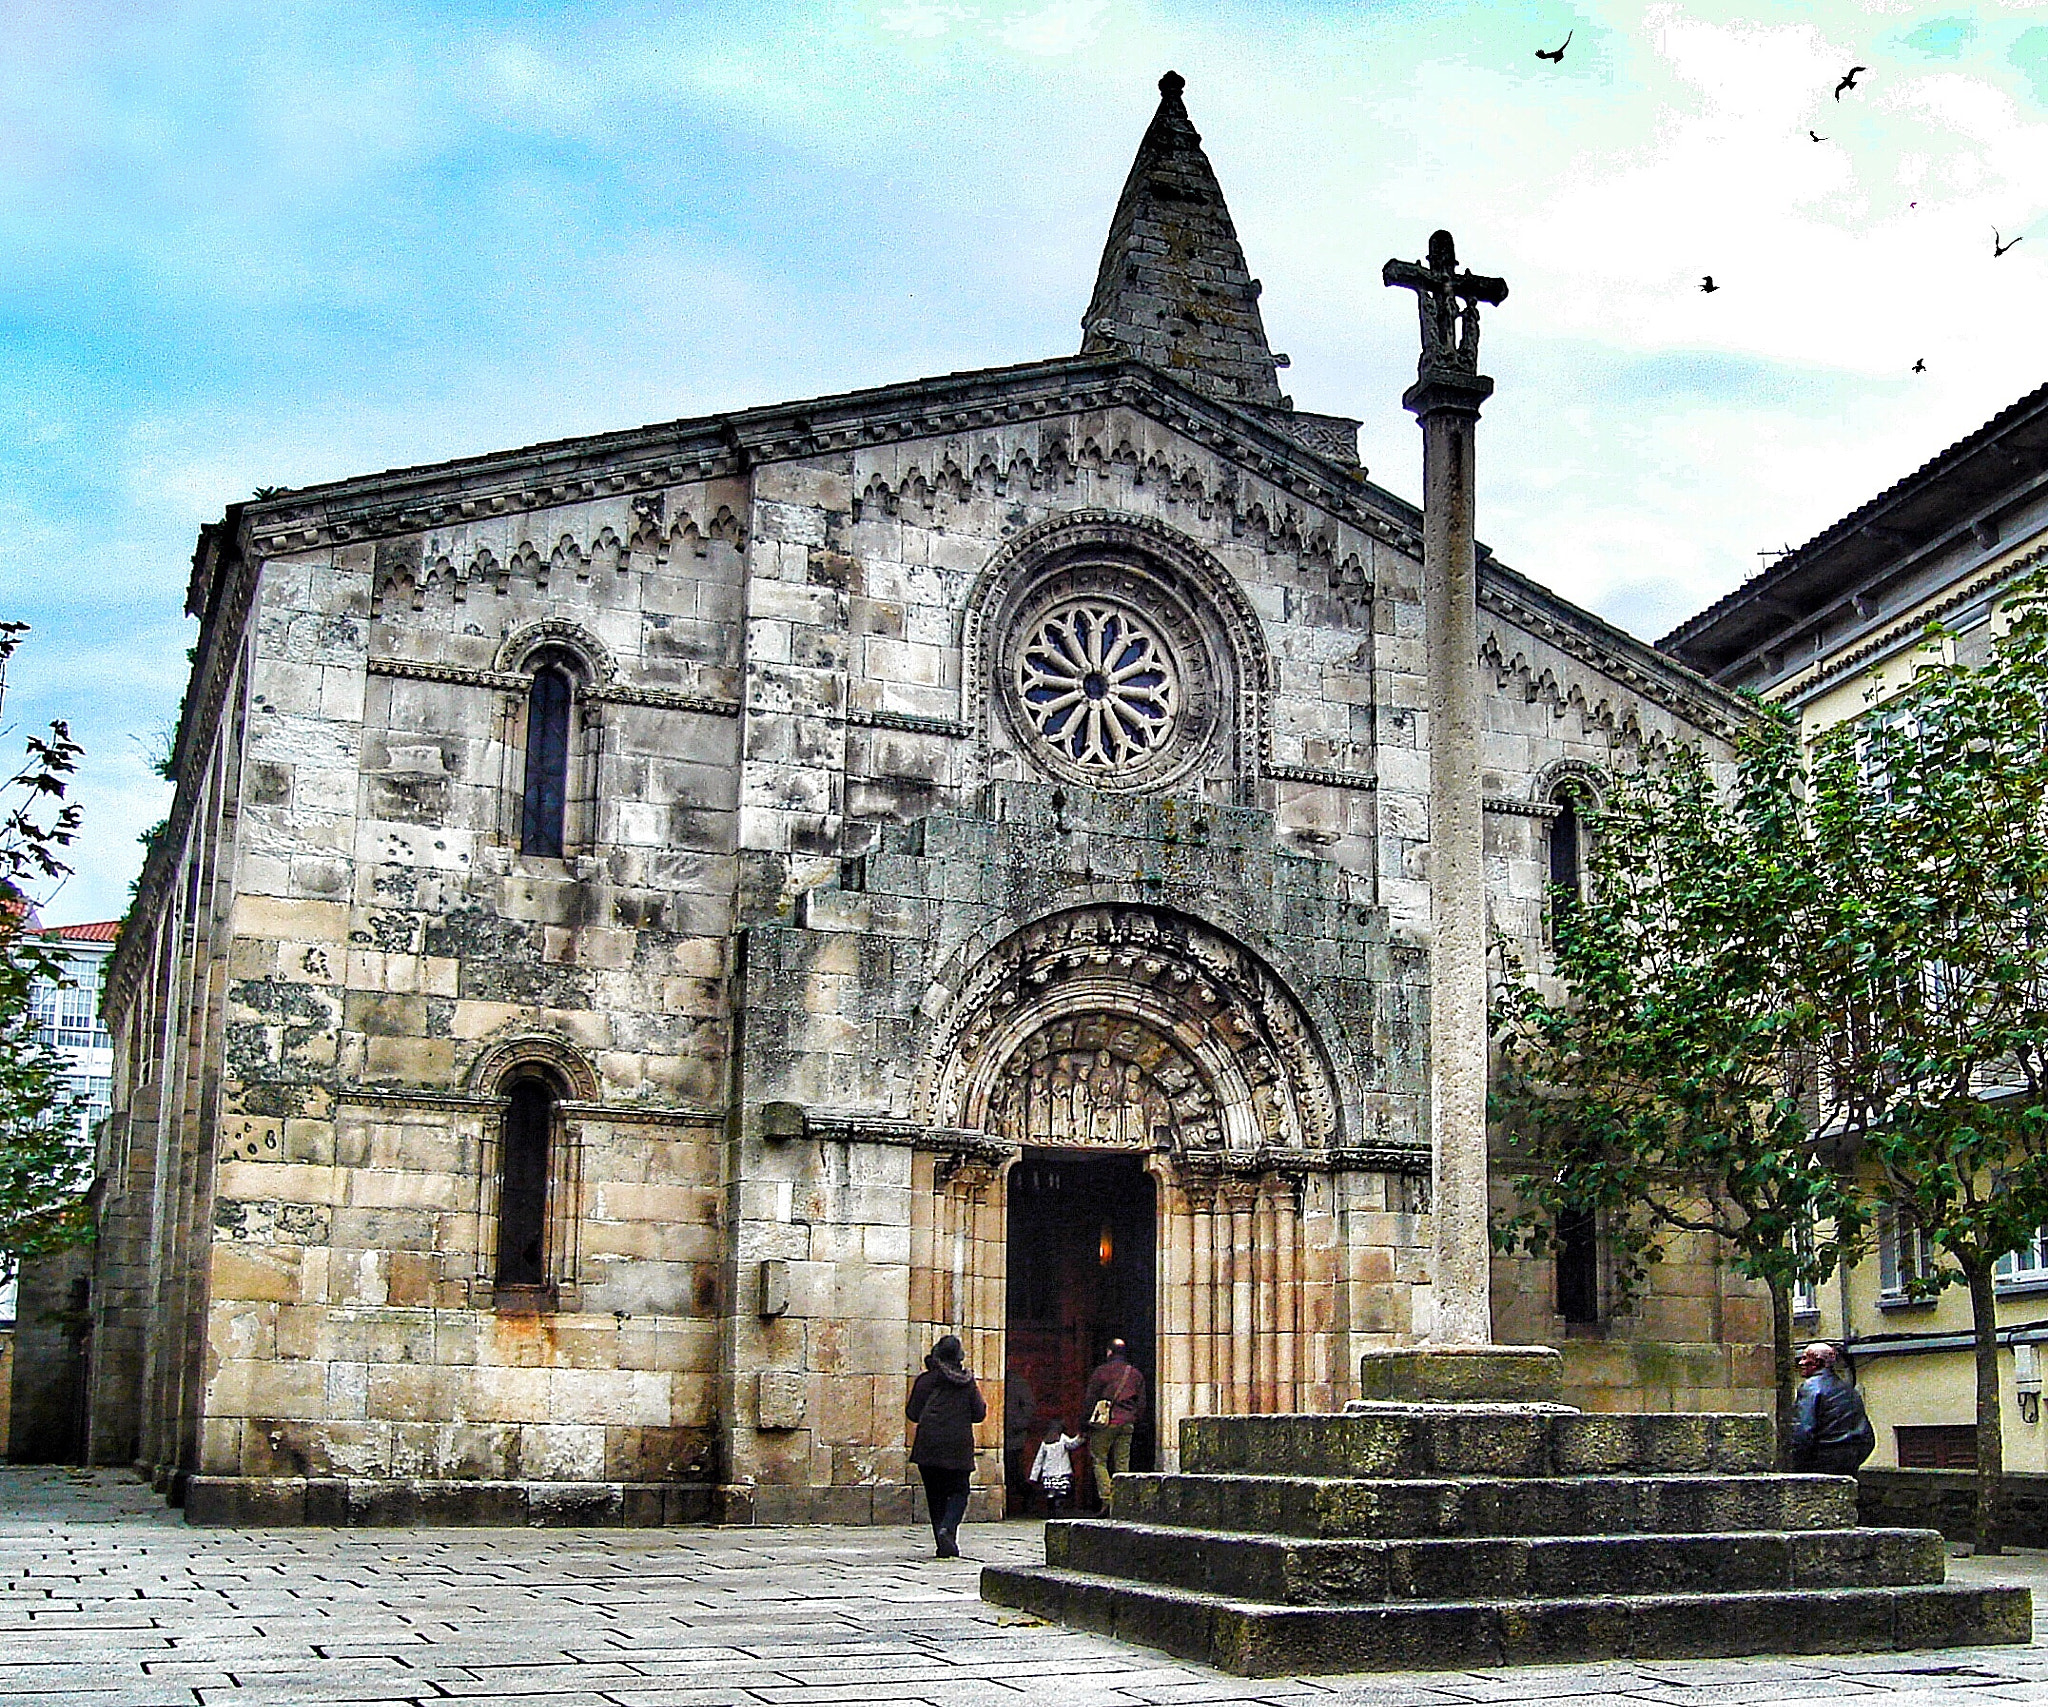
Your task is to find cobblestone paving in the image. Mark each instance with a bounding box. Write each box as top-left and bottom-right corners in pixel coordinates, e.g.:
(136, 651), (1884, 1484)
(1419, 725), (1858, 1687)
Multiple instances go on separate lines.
(6, 1469), (2048, 1707)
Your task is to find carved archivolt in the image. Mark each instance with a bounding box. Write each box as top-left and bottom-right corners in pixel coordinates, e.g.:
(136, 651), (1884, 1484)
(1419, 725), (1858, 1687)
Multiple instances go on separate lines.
(371, 502), (747, 614)
(1534, 756), (1611, 808)
(853, 434), (1379, 591)
(465, 1034), (600, 1102)
(920, 905), (1341, 1152)
(494, 618), (618, 685)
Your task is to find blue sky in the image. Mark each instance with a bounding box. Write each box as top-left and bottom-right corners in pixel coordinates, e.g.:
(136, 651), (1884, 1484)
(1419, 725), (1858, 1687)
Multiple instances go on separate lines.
(4, 0), (2045, 923)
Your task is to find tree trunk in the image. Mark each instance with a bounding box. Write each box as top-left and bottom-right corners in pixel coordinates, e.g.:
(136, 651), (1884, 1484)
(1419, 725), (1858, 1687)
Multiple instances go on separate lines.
(1966, 1257), (2005, 1555)
(1770, 1279), (1797, 1469)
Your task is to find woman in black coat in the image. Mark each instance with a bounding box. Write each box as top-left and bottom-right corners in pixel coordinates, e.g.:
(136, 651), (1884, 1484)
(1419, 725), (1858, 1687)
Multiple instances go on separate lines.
(906, 1334), (986, 1558)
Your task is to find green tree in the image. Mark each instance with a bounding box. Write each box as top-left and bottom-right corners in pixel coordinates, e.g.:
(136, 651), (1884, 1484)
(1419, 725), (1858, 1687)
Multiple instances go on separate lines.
(1811, 577), (2048, 1554)
(0, 621), (89, 1286)
(1492, 717), (1867, 1458)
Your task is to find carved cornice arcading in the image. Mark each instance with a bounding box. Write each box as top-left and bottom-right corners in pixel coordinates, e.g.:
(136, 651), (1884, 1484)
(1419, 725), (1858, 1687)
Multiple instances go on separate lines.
(1480, 577), (1751, 746)
(855, 435), (1389, 586)
(368, 505), (747, 615)
(1481, 631), (1677, 758)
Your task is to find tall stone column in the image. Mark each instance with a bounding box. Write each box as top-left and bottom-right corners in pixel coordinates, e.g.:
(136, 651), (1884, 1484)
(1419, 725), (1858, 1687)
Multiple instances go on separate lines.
(1384, 231), (1507, 1350)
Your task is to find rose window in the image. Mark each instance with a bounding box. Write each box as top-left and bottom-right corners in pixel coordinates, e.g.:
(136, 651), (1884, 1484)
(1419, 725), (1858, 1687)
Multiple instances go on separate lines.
(1014, 601), (1180, 774)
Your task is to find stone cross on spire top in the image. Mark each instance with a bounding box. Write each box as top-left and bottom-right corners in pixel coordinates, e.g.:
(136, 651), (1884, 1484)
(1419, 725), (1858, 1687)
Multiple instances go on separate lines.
(1382, 230), (1508, 410)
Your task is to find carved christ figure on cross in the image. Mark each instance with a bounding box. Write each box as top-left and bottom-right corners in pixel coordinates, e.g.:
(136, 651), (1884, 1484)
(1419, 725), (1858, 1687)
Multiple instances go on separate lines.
(1382, 230), (1508, 378)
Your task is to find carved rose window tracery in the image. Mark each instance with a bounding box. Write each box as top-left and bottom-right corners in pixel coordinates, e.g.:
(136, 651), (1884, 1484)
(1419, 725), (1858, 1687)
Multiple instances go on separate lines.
(1015, 600), (1180, 775)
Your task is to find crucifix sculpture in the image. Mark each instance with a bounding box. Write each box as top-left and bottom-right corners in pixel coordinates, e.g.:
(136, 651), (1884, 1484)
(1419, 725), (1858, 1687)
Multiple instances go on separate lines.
(1383, 229), (1509, 396)
(1384, 230), (1506, 1350)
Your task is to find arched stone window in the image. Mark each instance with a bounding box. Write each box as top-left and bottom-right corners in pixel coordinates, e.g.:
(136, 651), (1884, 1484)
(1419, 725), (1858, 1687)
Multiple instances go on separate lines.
(520, 651), (577, 857)
(1539, 766), (1604, 932)
(1549, 786), (1584, 913)
(495, 1072), (559, 1290)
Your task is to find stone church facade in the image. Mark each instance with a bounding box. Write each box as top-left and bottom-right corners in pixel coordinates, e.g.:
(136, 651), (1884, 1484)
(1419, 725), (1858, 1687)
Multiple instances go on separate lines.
(80, 76), (1763, 1522)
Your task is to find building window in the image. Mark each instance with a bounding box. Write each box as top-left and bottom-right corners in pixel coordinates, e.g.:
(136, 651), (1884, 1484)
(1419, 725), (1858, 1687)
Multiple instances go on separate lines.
(1878, 1204), (1938, 1302)
(1791, 1213), (1820, 1318)
(1556, 1206), (1599, 1323)
(1896, 1424), (1977, 1469)
(495, 1075), (558, 1290)
(1996, 1224), (2048, 1289)
(1014, 599), (1181, 776)
(520, 654), (575, 857)
(1549, 788), (1584, 911)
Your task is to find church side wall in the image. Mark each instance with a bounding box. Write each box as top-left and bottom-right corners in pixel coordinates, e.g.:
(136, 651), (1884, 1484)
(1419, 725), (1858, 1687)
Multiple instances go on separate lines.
(184, 489), (747, 1503)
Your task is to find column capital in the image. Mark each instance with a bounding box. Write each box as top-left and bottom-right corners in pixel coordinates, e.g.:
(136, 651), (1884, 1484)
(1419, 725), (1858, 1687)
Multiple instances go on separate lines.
(1402, 369), (1495, 421)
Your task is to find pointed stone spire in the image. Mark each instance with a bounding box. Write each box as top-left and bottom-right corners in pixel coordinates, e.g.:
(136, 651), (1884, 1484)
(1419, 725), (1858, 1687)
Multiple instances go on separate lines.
(1081, 72), (1287, 408)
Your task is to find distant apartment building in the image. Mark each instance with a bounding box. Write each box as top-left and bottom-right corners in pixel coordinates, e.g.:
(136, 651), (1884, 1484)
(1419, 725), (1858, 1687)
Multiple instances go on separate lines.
(4, 918), (118, 1461)
(1662, 379), (2048, 1473)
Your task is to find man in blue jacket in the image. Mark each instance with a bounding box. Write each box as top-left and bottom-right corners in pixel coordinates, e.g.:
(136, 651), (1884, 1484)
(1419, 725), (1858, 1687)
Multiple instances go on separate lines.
(1791, 1342), (1876, 1474)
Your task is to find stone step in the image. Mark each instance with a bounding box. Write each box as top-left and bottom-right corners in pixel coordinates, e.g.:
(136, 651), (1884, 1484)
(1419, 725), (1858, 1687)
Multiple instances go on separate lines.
(1111, 1471), (1860, 1538)
(980, 1565), (2033, 1677)
(1180, 1409), (1774, 1479)
(1046, 1520), (1947, 1604)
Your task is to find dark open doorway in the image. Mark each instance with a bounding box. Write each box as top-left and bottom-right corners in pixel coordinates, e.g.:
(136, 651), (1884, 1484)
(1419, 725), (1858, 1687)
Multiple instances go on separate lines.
(1003, 1148), (1156, 1515)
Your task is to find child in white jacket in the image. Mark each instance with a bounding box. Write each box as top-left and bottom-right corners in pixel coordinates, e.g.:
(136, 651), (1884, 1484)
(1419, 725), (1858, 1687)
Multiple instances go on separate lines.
(1028, 1422), (1084, 1515)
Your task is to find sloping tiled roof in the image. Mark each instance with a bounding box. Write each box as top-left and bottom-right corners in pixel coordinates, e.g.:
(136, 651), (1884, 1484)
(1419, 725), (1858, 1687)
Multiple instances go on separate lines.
(41, 920), (120, 943)
(1659, 379), (2048, 677)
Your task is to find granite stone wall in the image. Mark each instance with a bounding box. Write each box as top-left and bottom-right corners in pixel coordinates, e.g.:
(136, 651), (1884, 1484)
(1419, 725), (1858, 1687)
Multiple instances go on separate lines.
(80, 383), (1768, 1519)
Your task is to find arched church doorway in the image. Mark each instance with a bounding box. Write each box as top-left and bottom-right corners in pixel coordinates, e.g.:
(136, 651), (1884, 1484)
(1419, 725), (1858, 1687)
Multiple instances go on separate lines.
(913, 904), (1354, 1492)
(1003, 1149), (1156, 1514)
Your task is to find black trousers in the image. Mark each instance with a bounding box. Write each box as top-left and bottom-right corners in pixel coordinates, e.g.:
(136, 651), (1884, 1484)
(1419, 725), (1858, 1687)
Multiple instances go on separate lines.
(917, 1464), (972, 1547)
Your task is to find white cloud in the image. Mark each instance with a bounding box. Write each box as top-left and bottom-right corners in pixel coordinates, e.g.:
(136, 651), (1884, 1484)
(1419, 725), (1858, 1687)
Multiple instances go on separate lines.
(1001, 0), (1111, 56)
(10, 0), (2048, 915)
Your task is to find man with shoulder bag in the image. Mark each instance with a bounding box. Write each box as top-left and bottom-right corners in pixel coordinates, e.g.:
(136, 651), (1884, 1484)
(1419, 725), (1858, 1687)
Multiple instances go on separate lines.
(1081, 1338), (1146, 1512)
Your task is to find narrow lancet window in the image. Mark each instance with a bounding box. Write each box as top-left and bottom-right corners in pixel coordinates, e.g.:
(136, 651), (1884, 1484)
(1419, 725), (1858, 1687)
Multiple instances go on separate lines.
(1549, 788), (1582, 912)
(521, 659), (573, 857)
(496, 1076), (556, 1288)
(1557, 1206), (1599, 1323)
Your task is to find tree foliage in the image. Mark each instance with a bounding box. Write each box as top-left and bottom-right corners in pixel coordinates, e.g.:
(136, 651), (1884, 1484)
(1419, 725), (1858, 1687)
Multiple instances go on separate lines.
(1492, 716), (1867, 1457)
(0, 621), (90, 1286)
(1809, 576), (2048, 1552)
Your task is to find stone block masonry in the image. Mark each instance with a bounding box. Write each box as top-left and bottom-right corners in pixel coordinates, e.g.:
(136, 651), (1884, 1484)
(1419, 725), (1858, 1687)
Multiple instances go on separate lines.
(61, 72), (1770, 1528)
(984, 1403), (2030, 1673)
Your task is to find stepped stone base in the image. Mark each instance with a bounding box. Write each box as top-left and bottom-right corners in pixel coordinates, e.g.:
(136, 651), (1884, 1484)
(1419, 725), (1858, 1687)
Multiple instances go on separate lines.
(981, 1567), (2032, 1676)
(981, 1400), (2031, 1674)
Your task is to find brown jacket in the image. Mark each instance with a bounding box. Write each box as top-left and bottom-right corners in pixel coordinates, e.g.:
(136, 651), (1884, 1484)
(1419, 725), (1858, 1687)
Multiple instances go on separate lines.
(1082, 1355), (1146, 1428)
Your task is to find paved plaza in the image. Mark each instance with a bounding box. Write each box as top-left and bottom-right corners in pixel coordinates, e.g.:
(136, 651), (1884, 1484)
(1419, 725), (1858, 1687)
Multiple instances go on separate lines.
(7, 1469), (2048, 1707)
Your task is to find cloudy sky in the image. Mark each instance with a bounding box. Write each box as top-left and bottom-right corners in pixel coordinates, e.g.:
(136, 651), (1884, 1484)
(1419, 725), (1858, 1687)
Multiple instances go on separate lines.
(3, 0), (2045, 923)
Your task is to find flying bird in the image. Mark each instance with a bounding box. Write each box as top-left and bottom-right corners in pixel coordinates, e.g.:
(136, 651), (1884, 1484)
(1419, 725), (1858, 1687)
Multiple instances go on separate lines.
(1912, 359), (1926, 373)
(1994, 228), (2023, 257)
(1809, 130), (1827, 142)
(1700, 276), (1719, 293)
(1834, 65), (1866, 99)
(1536, 30), (1572, 62)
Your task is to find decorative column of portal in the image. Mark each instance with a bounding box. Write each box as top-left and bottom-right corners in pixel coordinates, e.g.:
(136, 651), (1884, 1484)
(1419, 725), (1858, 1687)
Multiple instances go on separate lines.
(1384, 231), (1509, 1349)
(1224, 1176), (1258, 1411)
(1191, 1177), (1216, 1415)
